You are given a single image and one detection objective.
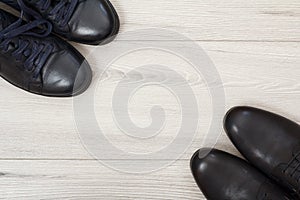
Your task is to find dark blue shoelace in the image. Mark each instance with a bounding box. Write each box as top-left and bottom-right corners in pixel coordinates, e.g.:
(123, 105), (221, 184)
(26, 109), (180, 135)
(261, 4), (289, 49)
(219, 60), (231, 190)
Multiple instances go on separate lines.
(18, 0), (78, 27)
(0, 7), (53, 78)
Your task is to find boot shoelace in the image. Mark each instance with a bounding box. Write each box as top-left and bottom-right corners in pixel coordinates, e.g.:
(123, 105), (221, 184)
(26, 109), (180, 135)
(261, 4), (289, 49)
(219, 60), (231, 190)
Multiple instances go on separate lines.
(0, 10), (53, 78)
(18, 0), (78, 27)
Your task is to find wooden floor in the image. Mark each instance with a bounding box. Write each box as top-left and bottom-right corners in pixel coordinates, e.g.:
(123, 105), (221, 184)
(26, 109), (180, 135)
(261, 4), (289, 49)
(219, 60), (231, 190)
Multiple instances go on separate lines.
(0, 0), (300, 199)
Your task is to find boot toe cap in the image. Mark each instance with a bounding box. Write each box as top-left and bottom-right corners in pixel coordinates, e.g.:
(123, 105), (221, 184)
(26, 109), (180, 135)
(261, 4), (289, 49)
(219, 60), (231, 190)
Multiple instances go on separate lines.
(68, 0), (119, 45)
(42, 52), (92, 97)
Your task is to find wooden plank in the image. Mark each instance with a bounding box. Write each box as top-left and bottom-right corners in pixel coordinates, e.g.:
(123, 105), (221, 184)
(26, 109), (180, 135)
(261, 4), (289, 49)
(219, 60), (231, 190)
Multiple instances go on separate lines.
(1, 0), (299, 41)
(0, 160), (204, 199)
(0, 42), (298, 160)
(112, 0), (300, 41)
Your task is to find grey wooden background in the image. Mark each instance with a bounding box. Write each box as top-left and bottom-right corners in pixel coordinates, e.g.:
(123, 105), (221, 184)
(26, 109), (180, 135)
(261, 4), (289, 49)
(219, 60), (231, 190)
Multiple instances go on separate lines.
(0, 0), (299, 199)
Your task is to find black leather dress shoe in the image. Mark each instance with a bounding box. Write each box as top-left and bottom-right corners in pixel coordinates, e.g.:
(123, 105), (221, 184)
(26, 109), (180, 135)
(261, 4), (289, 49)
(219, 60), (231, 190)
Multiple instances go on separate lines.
(3, 0), (120, 45)
(224, 106), (300, 198)
(190, 148), (292, 200)
(0, 9), (92, 97)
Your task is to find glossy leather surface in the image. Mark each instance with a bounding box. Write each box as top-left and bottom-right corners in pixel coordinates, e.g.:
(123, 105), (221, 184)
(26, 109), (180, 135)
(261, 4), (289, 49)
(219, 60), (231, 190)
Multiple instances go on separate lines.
(224, 106), (300, 197)
(5, 0), (120, 45)
(190, 148), (292, 200)
(0, 10), (92, 97)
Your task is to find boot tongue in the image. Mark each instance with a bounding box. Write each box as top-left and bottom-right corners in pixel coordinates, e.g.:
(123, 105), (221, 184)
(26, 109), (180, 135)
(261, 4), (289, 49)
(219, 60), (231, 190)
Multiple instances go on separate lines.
(25, 0), (61, 12)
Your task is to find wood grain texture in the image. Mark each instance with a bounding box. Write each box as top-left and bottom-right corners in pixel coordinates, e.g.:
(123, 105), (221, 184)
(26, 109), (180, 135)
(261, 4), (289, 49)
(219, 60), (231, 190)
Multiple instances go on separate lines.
(0, 160), (204, 200)
(0, 0), (299, 199)
(0, 42), (298, 159)
(113, 0), (300, 41)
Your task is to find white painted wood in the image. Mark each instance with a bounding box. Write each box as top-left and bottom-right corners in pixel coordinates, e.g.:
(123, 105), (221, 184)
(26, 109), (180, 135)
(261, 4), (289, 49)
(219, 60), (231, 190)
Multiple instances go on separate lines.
(0, 42), (298, 159)
(0, 0), (299, 199)
(113, 0), (300, 41)
(0, 160), (204, 200)
(2, 0), (300, 41)
(0, 41), (299, 199)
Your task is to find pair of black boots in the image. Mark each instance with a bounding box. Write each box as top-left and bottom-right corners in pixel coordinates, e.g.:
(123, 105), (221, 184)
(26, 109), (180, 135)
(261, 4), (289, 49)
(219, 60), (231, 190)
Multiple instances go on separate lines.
(191, 106), (300, 200)
(0, 0), (119, 97)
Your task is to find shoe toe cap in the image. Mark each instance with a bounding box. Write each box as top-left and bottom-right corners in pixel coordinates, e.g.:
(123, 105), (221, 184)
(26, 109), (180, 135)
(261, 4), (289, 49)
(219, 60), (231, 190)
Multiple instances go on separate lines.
(224, 106), (252, 142)
(69, 0), (119, 45)
(223, 106), (269, 165)
(190, 148), (213, 175)
(190, 148), (227, 195)
(190, 148), (280, 199)
(42, 52), (92, 97)
(224, 106), (300, 170)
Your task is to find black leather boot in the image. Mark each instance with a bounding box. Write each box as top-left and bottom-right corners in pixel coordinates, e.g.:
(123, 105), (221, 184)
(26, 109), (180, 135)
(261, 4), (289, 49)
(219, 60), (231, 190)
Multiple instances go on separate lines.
(224, 106), (300, 198)
(190, 148), (293, 200)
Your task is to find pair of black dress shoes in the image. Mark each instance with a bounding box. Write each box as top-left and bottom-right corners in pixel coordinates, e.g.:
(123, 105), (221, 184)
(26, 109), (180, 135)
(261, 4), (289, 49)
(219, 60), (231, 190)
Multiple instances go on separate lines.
(191, 106), (300, 199)
(0, 0), (119, 97)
